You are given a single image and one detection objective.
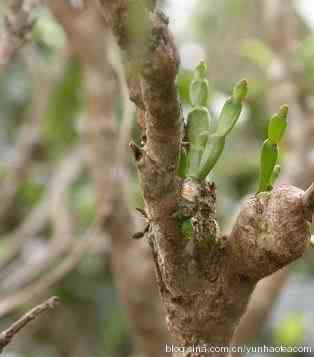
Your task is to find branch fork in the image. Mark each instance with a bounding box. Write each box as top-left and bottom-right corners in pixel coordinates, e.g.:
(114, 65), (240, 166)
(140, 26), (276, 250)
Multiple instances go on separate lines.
(98, 1), (313, 355)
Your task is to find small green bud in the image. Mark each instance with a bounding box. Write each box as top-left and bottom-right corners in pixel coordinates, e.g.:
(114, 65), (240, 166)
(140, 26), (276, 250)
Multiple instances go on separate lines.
(189, 60), (210, 107)
(258, 139), (278, 193)
(232, 79), (248, 104)
(214, 79), (247, 138)
(268, 105), (288, 144)
(194, 60), (208, 79)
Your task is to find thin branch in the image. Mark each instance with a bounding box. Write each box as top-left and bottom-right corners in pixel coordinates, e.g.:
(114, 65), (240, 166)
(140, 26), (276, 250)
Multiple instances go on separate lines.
(0, 0), (36, 71)
(0, 296), (60, 353)
(0, 149), (83, 275)
(0, 228), (100, 317)
(0, 124), (41, 222)
(0, 44), (59, 224)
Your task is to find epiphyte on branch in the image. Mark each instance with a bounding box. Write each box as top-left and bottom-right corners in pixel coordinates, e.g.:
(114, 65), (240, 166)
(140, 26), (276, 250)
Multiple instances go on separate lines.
(179, 60), (247, 181)
(258, 105), (288, 193)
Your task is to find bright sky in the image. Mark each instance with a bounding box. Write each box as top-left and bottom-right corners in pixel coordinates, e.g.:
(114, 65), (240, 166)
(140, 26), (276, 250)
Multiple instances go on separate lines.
(166, 0), (314, 69)
(167, 0), (314, 33)
(166, 0), (196, 33)
(294, 0), (314, 30)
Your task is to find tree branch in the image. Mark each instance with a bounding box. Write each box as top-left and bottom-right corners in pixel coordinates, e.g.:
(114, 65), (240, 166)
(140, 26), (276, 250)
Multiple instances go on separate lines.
(98, 0), (182, 202)
(99, 1), (312, 355)
(227, 185), (311, 280)
(0, 296), (60, 353)
(0, 228), (99, 317)
(0, 0), (36, 70)
(48, 2), (170, 356)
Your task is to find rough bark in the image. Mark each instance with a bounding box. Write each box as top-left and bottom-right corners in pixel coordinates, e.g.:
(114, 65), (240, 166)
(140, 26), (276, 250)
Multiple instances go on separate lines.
(0, 296), (59, 354)
(48, 2), (169, 356)
(99, 1), (313, 356)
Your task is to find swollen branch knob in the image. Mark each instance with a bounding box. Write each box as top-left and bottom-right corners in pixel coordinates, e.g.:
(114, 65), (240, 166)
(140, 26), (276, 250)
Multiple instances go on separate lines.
(229, 185), (311, 280)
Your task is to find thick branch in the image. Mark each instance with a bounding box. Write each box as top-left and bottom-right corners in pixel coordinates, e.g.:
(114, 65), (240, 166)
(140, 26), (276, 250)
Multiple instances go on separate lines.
(98, 0), (182, 204)
(0, 296), (59, 353)
(227, 185), (311, 280)
(100, 1), (312, 356)
(49, 2), (170, 356)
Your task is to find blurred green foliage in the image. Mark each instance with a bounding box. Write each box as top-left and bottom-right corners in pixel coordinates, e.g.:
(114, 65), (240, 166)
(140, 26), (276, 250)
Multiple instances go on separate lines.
(1, 1), (314, 356)
(274, 313), (305, 347)
(70, 172), (96, 233)
(43, 57), (83, 159)
(240, 38), (273, 71)
(17, 176), (45, 209)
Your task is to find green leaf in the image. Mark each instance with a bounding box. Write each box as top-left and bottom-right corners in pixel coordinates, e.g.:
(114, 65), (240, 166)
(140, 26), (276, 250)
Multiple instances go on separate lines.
(269, 164), (281, 187)
(196, 136), (225, 180)
(176, 69), (193, 104)
(194, 60), (208, 79)
(258, 139), (278, 193)
(268, 105), (288, 144)
(190, 79), (209, 107)
(178, 147), (188, 178)
(185, 107), (211, 178)
(186, 107), (211, 148)
(214, 79), (247, 138)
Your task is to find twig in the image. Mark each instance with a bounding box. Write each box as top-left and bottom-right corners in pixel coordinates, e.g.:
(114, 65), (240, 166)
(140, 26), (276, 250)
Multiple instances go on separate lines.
(0, 228), (100, 317)
(0, 296), (60, 353)
(0, 149), (82, 274)
(0, 0), (36, 70)
(0, 43), (59, 224)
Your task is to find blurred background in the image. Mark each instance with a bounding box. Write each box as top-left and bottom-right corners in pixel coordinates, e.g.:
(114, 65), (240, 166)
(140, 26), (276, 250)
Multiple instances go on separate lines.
(1, 0), (314, 356)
